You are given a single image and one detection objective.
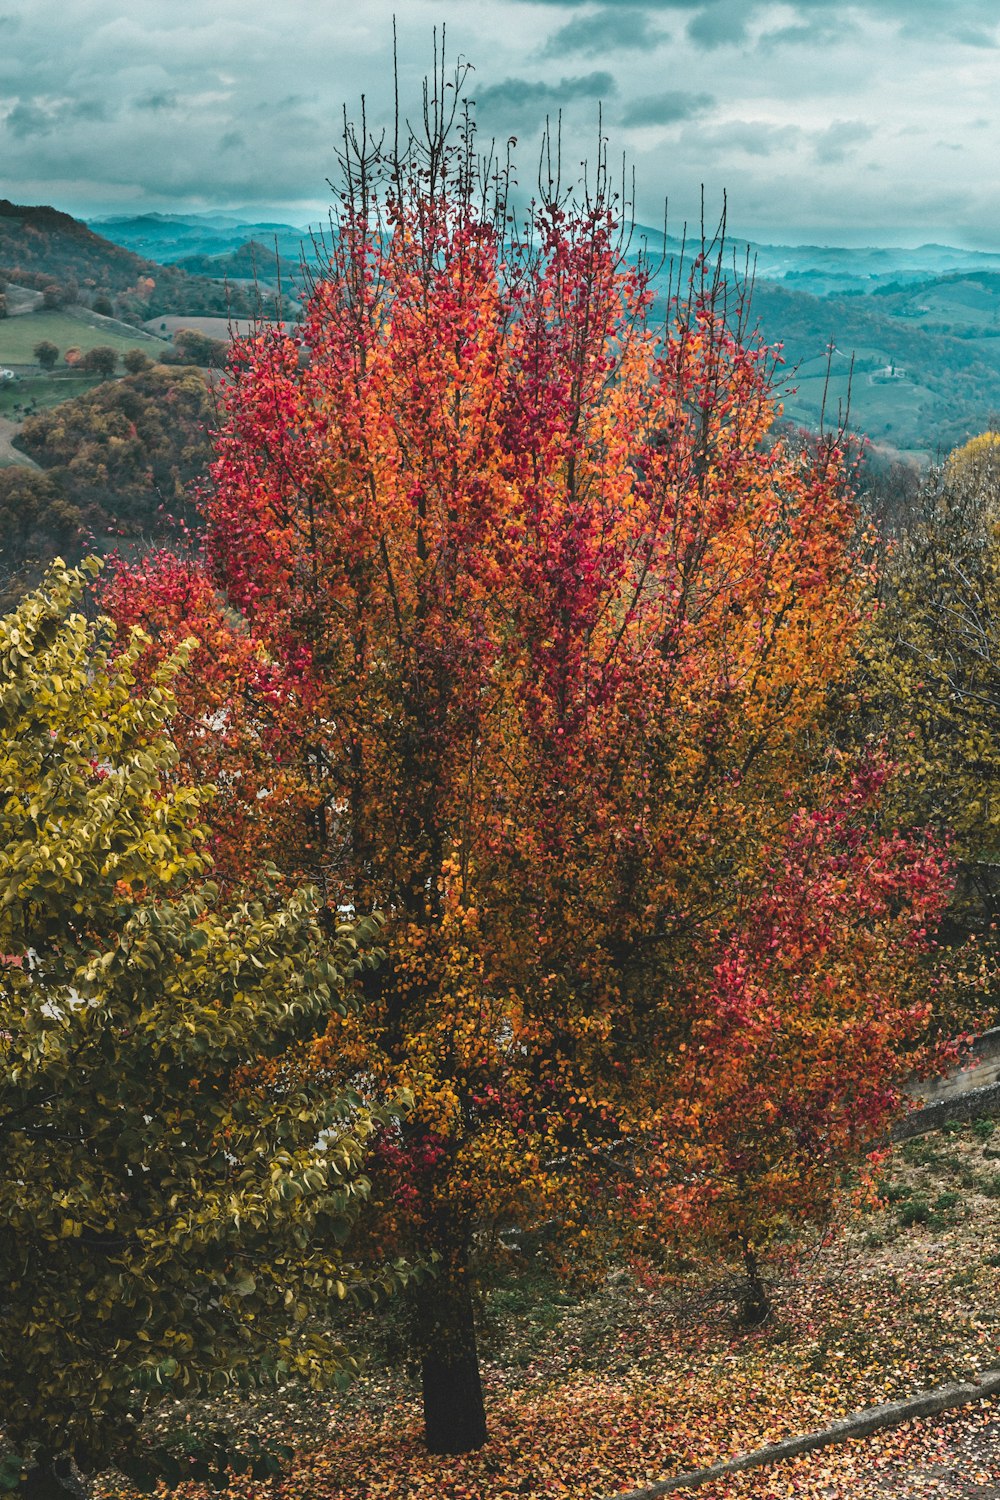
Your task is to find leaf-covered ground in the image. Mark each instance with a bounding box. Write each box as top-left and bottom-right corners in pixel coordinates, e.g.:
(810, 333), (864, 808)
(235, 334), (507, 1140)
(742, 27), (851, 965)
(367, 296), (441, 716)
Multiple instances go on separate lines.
(97, 1120), (1000, 1500)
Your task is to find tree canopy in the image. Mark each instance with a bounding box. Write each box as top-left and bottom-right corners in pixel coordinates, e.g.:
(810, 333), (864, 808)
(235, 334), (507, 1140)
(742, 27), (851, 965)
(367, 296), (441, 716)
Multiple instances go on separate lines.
(0, 562), (392, 1495)
(107, 98), (960, 1455)
(0, 364), (216, 605)
(865, 432), (1000, 936)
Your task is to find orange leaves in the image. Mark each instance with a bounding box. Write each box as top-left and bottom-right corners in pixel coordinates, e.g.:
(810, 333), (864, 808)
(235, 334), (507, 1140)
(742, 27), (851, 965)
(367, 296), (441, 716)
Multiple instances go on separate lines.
(104, 119), (960, 1456)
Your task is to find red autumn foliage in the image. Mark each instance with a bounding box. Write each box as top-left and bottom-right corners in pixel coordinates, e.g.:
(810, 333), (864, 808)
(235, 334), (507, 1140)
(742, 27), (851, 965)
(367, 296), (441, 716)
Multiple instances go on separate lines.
(105, 97), (958, 1453)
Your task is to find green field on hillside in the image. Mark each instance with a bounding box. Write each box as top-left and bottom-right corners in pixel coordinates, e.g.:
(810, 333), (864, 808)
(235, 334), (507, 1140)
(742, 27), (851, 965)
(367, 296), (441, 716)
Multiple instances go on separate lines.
(780, 367), (933, 456)
(0, 373), (103, 418)
(0, 309), (165, 364)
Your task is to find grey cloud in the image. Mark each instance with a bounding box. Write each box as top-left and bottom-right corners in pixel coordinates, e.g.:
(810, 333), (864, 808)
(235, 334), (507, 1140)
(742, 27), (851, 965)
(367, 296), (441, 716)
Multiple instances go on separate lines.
(700, 121), (803, 158)
(522, 0), (999, 48)
(543, 9), (666, 57)
(894, 8), (998, 42)
(622, 90), (714, 127)
(687, 1), (749, 48)
(6, 102), (51, 138)
(949, 24), (998, 46)
(72, 99), (111, 123)
(521, 0), (703, 7)
(812, 120), (874, 165)
(743, 126), (801, 158)
(758, 17), (859, 51)
(135, 90), (180, 111)
(475, 71), (616, 119)
(787, 0), (998, 43)
(5, 95), (112, 139)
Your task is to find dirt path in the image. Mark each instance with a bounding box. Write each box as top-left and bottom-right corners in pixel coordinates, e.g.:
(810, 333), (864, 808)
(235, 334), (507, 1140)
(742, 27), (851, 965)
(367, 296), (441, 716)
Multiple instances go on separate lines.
(0, 416), (35, 467)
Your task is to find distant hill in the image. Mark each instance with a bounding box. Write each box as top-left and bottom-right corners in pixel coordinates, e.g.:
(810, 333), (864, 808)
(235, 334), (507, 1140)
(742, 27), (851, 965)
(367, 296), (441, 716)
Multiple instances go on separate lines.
(82, 207), (1000, 456)
(98, 210), (1000, 293)
(90, 211), (313, 266)
(173, 239), (303, 293)
(0, 200), (258, 321)
(742, 279), (1000, 456)
(628, 232), (1000, 456)
(173, 240), (302, 310)
(631, 223), (1000, 297)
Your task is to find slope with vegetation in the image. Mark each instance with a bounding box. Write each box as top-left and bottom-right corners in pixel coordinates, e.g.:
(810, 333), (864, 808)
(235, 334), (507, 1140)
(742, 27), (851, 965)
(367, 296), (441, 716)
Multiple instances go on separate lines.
(0, 363), (214, 605)
(865, 431), (1000, 937)
(0, 200), (259, 324)
(748, 278), (1000, 456)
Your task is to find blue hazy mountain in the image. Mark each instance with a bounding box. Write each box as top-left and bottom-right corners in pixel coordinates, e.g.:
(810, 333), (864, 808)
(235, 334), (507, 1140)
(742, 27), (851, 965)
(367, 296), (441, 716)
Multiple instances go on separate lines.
(629, 222), (1000, 295)
(89, 212), (315, 265)
(94, 211), (1000, 292)
(87, 210), (1000, 457)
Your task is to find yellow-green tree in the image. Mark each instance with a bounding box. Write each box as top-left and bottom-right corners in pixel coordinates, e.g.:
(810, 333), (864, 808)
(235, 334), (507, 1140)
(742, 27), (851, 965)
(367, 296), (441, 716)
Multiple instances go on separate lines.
(0, 563), (388, 1498)
(866, 433), (1000, 934)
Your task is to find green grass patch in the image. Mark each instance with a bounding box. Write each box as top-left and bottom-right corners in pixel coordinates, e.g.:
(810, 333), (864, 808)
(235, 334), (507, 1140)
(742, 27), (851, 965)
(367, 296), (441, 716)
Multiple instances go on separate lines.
(0, 374), (102, 418)
(901, 1137), (943, 1167)
(0, 309), (165, 365)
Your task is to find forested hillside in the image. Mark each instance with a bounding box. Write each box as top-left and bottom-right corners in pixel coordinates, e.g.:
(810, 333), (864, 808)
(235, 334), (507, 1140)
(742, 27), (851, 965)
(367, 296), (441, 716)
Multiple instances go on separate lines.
(0, 364), (213, 603)
(0, 200), (258, 321)
(748, 278), (1000, 454)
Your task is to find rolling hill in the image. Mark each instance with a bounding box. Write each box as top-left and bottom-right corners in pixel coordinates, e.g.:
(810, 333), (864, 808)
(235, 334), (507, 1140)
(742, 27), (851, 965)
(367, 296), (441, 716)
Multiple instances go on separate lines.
(32, 204), (1000, 455)
(0, 307), (163, 366)
(0, 200), (259, 321)
(630, 234), (1000, 457)
(90, 210), (311, 265)
(745, 278), (1000, 456)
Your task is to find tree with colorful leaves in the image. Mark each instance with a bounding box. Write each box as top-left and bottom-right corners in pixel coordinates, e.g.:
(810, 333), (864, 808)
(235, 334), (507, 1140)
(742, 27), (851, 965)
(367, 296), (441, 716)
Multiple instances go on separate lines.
(106, 69), (957, 1453)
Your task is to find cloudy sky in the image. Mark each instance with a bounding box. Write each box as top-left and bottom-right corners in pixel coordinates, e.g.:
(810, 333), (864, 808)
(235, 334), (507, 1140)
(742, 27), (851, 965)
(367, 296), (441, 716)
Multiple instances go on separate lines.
(2, 0), (999, 247)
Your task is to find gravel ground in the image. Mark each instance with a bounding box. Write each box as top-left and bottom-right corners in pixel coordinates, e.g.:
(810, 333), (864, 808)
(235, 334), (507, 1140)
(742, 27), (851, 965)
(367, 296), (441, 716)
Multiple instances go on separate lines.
(708, 1402), (1000, 1498)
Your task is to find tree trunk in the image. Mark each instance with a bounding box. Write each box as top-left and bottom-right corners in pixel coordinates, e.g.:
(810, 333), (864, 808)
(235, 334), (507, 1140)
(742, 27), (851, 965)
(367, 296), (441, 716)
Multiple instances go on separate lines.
(22, 1453), (89, 1500)
(738, 1238), (770, 1328)
(417, 1264), (487, 1454)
